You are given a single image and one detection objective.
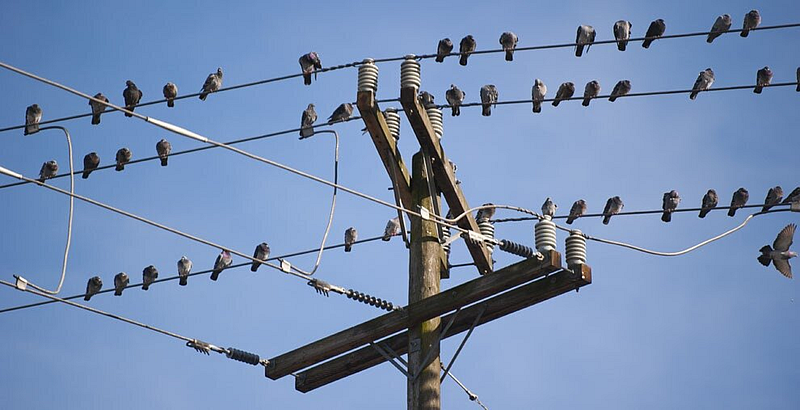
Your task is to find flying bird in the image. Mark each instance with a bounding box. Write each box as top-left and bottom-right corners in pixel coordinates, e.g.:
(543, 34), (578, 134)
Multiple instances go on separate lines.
(566, 199), (587, 224)
(602, 196), (624, 225)
(89, 93), (109, 125)
(199, 68), (223, 101)
(541, 197), (557, 217)
(762, 186), (783, 212)
(210, 250), (232, 281)
(613, 20), (632, 51)
(156, 139), (171, 166)
(445, 84), (465, 116)
(575, 25), (596, 57)
(728, 187), (749, 217)
(82, 152), (100, 179)
(142, 265), (158, 290)
(299, 52), (322, 85)
(84, 276), (103, 301)
(741, 10), (761, 38)
(758, 223), (796, 278)
(689, 68), (714, 100)
(782, 187), (800, 204)
(476, 203), (495, 222)
(480, 85), (498, 116)
(114, 272), (129, 296)
(642, 19), (666, 48)
(328, 103), (353, 123)
(122, 80), (142, 117)
(582, 80), (600, 106)
(251, 242), (270, 272)
(24, 104), (42, 136)
(436, 38), (454, 63)
(552, 82), (575, 107)
(344, 227), (357, 252)
(661, 190), (681, 222)
(699, 189), (719, 218)
(300, 104), (317, 139)
(531, 79), (547, 113)
(459, 35), (476, 66)
(163, 82), (178, 107)
(707, 14), (732, 43)
(38, 160), (58, 182)
(383, 217), (401, 241)
(499, 31), (518, 61)
(609, 80), (631, 102)
(754, 66), (773, 94)
(115, 147), (132, 171)
(177, 256), (192, 286)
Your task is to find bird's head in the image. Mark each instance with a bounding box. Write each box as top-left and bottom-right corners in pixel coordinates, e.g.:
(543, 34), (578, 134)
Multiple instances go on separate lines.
(217, 68), (223, 76)
(126, 80), (134, 87)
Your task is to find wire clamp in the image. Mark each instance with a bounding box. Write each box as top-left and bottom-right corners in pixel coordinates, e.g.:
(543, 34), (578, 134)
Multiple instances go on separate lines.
(13, 275), (28, 291)
(279, 259), (292, 273)
(419, 206), (431, 220)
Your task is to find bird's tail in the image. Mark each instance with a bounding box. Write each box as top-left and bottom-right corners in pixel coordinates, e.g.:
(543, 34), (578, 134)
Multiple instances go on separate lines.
(618, 41), (627, 52)
(642, 39), (653, 49)
(82, 171), (91, 179)
(552, 99), (561, 107)
(689, 91), (698, 100)
(758, 245), (773, 266)
(382, 236), (391, 242)
(609, 95), (617, 102)
(533, 102), (541, 113)
(753, 86), (763, 94)
(575, 45), (584, 57)
(179, 276), (188, 286)
(114, 289), (123, 296)
(796, 84), (800, 92)
(92, 114), (101, 125)
(602, 215), (611, 225)
(582, 98), (591, 107)
(435, 55), (445, 63)
(84, 294), (92, 301)
(251, 262), (260, 272)
(661, 212), (672, 223)
(459, 55), (469, 66)
(142, 283), (149, 291)
(740, 29), (750, 38)
(505, 50), (513, 61)
(115, 164), (124, 171)
(160, 157), (168, 166)
(451, 106), (458, 116)
(199, 93), (208, 101)
(706, 35), (716, 43)
(167, 99), (174, 108)
(699, 208), (710, 218)
(727, 207), (737, 217)
(482, 104), (491, 116)
(210, 271), (220, 281)
(125, 106), (133, 117)
(566, 216), (576, 225)
(303, 73), (312, 86)
(345, 244), (352, 252)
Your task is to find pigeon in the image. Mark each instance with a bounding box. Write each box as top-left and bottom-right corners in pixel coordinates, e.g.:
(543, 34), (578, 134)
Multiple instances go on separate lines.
(84, 276), (103, 301)
(445, 84), (465, 116)
(690, 68), (715, 100)
(782, 187), (800, 204)
(661, 190), (681, 222)
(602, 196), (624, 225)
(609, 80), (632, 102)
(344, 227), (357, 252)
(156, 139), (171, 166)
(642, 19), (666, 48)
(541, 197), (557, 217)
(758, 223), (796, 278)
(436, 38), (454, 63)
(699, 189), (719, 218)
(418, 91), (436, 108)
(89, 93), (110, 125)
(24, 104), (42, 136)
(499, 31), (518, 61)
(459, 35), (476, 66)
(754, 66), (773, 94)
(142, 265), (158, 290)
(531, 79), (547, 113)
(575, 25), (596, 57)
(762, 186), (784, 212)
(163, 82), (178, 107)
(383, 218), (401, 241)
(566, 199), (587, 224)
(177, 256), (192, 286)
(328, 103), (353, 123)
(480, 85), (498, 116)
(707, 14), (732, 43)
(251, 242), (270, 272)
(613, 20), (632, 51)
(113, 272), (129, 296)
(82, 152), (100, 179)
(115, 148), (132, 171)
(122, 80), (142, 117)
(552, 82), (575, 107)
(210, 250), (232, 281)
(299, 52), (322, 85)
(38, 160), (58, 182)
(728, 187), (749, 217)
(741, 10), (761, 38)
(300, 103), (317, 139)
(199, 68), (223, 100)
(582, 80), (601, 106)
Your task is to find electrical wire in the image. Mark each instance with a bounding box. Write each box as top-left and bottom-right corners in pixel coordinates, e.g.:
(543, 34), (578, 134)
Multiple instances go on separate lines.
(447, 372), (490, 410)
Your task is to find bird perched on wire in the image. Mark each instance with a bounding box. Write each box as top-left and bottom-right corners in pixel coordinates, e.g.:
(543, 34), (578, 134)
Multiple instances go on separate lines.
(418, 91), (436, 108)
(707, 14), (732, 43)
(445, 84), (465, 116)
(251, 243), (270, 272)
(299, 103), (317, 139)
(762, 186), (783, 212)
(199, 68), (223, 101)
(541, 198), (557, 218)
(84, 276), (103, 301)
(24, 104), (42, 136)
(163, 82), (178, 108)
(575, 25), (596, 57)
(582, 80), (600, 106)
(480, 85), (498, 116)
(602, 196), (624, 225)
(783, 187), (800, 204)
(177, 256), (192, 286)
(299, 52), (322, 86)
(459, 35), (476, 66)
(754, 66), (773, 94)
(89, 92), (110, 125)
(142, 265), (158, 291)
(122, 80), (142, 117)
(436, 38), (454, 63)
(499, 31), (518, 61)
(344, 227), (357, 252)
(210, 250), (232, 281)
(728, 187), (749, 217)
(328, 103), (353, 123)
(661, 190), (681, 222)
(613, 20), (632, 51)
(531, 79), (547, 113)
(699, 189), (719, 218)
(113, 272), (129, 296)
(741, 9), (761, 37)
(82, 152), (100, 179)
(552, 82), (575, 107)
(115, 148), (132, 171)
(690, 68), (714, 100)
(383, 217), (401, 241)
(609, 80), (631, 102)
(156, 139), (171, 166)
(758, 223), (796, 278)
(38, 160), (58, 182)
(567, 199), (587, 224)
(642, 19), (666, 48)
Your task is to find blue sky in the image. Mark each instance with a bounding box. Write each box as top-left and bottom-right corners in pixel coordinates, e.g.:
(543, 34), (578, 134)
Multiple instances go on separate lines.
(1, 1), (798, 408)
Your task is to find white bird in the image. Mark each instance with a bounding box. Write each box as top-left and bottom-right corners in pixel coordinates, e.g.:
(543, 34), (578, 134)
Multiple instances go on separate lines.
(531, 79), (547, 113)
(541, 198), (557, 217)
(383, 218), (400, 241)
(758, 224), (796, 278)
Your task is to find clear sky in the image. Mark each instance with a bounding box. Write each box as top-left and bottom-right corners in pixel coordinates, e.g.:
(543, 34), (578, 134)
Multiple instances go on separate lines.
(1, 1), (798, 409)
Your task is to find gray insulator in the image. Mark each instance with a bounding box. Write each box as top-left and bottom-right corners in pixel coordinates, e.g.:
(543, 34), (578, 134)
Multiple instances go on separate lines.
(347, 289), (396, 311)
(425, 106), (444, 139)
(498, 240), (537, 258)
(534, 216), (557, 253)
(441, 225), (452, 255)
(226, 348), (261, 365)
(357, 59), (379, 93)
(565, 230), (587, 267)
(400, 55), (421, 89)
(384, 108), (401, 141)
(477, 219), (495, 254)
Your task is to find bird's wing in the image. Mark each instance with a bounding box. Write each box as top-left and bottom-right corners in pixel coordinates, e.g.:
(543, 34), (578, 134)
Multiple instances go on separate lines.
(773, 258), (792, 279)
(773, 224), (796, 252)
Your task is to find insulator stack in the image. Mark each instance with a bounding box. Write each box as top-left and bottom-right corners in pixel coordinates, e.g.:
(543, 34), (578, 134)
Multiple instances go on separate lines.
(498, 239), (538, 258)
(565, 230), (587, 267)
(441, 225), (452, 256)
(425, 106), (444, 139)
(346, 289), (398, 311)
(534, 216), (557, 253)
(400, 55), (421, 89)
(477, 219), (495, 255)
(384, 108), (401, 141)
(226, 348), (261, 365)
(357, 58), (379, 93)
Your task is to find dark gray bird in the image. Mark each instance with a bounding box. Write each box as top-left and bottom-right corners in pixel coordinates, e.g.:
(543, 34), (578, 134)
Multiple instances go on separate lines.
(89, 93), (109, 125)
(728, 187), (749, 217)
(782, 187), (800, 204)
(113, 272), (129, 296)
(328, 103), (353, 123)
(532, 79), (547, 113)
(609, 80), (632, 102)
(754, 66), (773, 94)
(84, 276), (103, 301)
(300, 104), (317, 139)
(758, 223), (796, 279)
(142, 265), (158, 290)
(177, 256), (192, 286)
(344, 227), (357, 252)
(575, 25), (596, 57)
(436, 38), (454, 63)
(602, 196), (624, 225)
(115, 148), (132, 171)
(156, 139), (171, 166)
(383, 217), (401, 241)
(762, 186), (784, 212)
(741, 10), (761, 38)
(38, 160), (58, 182)
(199, 68), (223, 100)
(566, 199), (587, 224)
(582, 80), (600, 106)
(707, 14), (732, 43)
(552, 82), (575, 107)
(251, 242), (270, 272)
(699, 189), (719, 218)
(613, 20), (632, 51)
(122, 80), (142, 117)
(163, 82), (178, 107)
(541, 197), (557, 217)
(24, 104), (42, 136)
(459, 35), (476, 66)
(661, 190), (681, 222)
(690, 68), (715, 100)
(418, 91), (436, 108)
(210, 250), (232, 281)
(82, 152), (100, 179)
(445, 84), (465, 116)
(475, 203), (495, 223)
(642, 19), (666, 48)
(499, 31), (518, 61)
(299, 52), (322, 85)
(480, 85), (498, 116)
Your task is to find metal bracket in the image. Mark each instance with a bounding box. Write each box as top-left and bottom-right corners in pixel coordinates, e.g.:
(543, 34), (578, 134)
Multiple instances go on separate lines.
(441, 304), (486, 383)
(370, 342), (410, 378)
(411, 307), (460, 383)
(409, 338), (421, 354)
